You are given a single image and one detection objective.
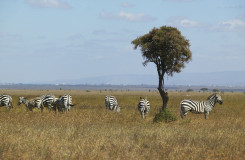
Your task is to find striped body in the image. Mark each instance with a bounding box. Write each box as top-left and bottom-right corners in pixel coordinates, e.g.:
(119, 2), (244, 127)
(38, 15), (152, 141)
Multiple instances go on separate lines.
(41, 94), (57, 111)
(180, 94), (223, 119)
(55, 94), (73, 112)
(18, 97), (42, 112)
(105, 95), (120, 112)
(0, 94), (13, 111)
(138, 97), (150, 119)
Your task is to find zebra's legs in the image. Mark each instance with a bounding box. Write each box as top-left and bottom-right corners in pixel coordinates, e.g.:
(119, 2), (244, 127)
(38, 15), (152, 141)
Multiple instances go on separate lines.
(26, 106), (29, 112)
(180, 110), (184, 119)
(141, 112), (145, 119)
(67, 105), (71, 112)
(204, 112), (209, 119)
(40, 105), (44, 112)
(180, 106), (187, 119)
(48, 105), (52, 112)
(38, 106), (42, 112)
(141, 109), (145, 119)
(9, 102), (13, 109)
(5, 105), (10, 111)
(145, 108), (149, 118)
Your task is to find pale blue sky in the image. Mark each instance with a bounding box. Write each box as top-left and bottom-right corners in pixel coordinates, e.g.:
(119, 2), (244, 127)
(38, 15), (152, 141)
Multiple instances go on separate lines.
(0, 0), (245, 83)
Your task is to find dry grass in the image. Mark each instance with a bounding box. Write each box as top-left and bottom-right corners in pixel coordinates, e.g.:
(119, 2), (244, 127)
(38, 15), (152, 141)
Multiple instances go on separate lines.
(0, 90), (245, 159)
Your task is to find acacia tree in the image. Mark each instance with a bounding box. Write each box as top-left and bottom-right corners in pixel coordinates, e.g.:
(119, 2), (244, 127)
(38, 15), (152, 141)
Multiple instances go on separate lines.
(132, 26), (192, 110)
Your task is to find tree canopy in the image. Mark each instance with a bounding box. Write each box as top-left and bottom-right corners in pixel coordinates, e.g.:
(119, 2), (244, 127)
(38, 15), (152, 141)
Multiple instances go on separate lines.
(132, 26), (192, 77)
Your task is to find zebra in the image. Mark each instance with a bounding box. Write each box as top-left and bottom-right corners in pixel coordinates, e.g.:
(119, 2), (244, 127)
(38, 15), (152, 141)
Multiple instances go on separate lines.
(105, 95), (120, 112)
(0, 94), (13, 111)
(41, 94), (57, 112)
(138, 97), (150, 119)
(55, 94), (74, 112)
(180, 93), (223, 119)
(18, 97), (43, 112)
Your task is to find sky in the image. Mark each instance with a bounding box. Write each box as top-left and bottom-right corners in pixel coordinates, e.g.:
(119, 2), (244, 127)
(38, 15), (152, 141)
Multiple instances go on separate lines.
(0, 0), (245, 84)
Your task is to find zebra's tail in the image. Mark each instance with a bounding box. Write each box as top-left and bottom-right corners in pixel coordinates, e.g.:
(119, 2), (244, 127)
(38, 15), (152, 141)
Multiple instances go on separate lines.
(10, 101), (14, 109)
(141, 111), (145, 119)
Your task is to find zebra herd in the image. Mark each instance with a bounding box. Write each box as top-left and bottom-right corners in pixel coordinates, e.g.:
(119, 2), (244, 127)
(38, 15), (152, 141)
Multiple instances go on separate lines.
(0, 94), (73, 112)
(0, 93), (223, 119)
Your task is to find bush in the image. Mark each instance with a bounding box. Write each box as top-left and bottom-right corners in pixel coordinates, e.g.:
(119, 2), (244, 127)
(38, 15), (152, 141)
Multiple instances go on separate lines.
(153, 108), (177, 123)
(186, 89), (193, 92)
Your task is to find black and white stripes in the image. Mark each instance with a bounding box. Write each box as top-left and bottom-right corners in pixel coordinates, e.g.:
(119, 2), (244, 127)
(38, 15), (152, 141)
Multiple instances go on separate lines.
(41, 94), (57, 112)
(0, 94), (13, 111)
(138, 97), (150, 119)
(55, 94), (73, 112)
(105, 95), (120, 112)
(180, 94), (223, 119)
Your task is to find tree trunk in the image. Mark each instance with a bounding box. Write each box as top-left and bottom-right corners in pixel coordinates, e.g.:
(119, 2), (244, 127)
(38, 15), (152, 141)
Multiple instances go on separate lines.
(157, 72), (169, 110)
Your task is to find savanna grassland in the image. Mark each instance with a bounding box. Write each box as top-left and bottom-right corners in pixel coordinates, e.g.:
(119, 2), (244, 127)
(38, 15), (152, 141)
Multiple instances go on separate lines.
(0, 90), (244, 160)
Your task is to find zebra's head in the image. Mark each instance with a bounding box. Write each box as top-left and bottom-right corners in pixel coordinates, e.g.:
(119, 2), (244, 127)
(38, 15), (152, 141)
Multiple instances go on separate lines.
(215, 94), (223, 105)
(17, 97), (25, 105)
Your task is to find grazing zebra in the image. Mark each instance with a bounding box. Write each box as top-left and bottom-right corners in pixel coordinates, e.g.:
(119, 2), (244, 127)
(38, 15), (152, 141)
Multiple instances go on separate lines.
(0, 94), (13, 111)
(138, 97), (150, 119)
(180, 94), (223, 119)
(41, 94), (57, 112)
(55, 94), (73, 112)
(18, 97), (43, 112)
(105, 95), (120, 112)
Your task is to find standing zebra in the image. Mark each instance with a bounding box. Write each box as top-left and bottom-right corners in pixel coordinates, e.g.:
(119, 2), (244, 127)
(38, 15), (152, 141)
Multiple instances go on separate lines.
(105, 95), (120, 112)
(180, 94), (223, 119)
(18, 97), (43, 112)
(138, 97), (150, 119)
(41, 94), (57, 112)
(55, 94), (73, 112)
(0, 94), (13, 111)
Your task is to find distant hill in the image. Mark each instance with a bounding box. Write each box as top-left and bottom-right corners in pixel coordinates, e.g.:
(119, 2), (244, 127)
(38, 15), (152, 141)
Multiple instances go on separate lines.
(48, 71), (245, 86)
(165, 71), (245, 86)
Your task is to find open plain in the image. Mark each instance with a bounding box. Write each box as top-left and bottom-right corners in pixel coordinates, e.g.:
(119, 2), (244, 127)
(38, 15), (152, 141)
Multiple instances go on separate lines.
(0, 90), (244, 159)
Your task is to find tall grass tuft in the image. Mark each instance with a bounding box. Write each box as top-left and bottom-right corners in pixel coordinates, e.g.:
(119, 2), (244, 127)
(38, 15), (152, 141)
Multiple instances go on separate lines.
(153, 107), (177, 123)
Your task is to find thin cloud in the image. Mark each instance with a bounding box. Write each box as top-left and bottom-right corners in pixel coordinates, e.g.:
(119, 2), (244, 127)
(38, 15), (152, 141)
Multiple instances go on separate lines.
(213, 19), (245, 33)
(121, 2), (135, 8)
(167, 17), (202, 28)
(168, 16), (245, 34)
(67, 33), (83, 41)
(100, 11), (156, 22)
(26, 0), (72, 9)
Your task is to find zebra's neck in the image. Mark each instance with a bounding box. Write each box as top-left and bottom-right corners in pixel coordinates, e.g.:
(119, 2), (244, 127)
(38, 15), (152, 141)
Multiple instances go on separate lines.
(208, 96), (216, 107)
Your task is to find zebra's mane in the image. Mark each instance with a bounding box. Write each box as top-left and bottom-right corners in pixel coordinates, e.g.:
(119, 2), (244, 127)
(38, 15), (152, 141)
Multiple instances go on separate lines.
(207, 94), (216, 100)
